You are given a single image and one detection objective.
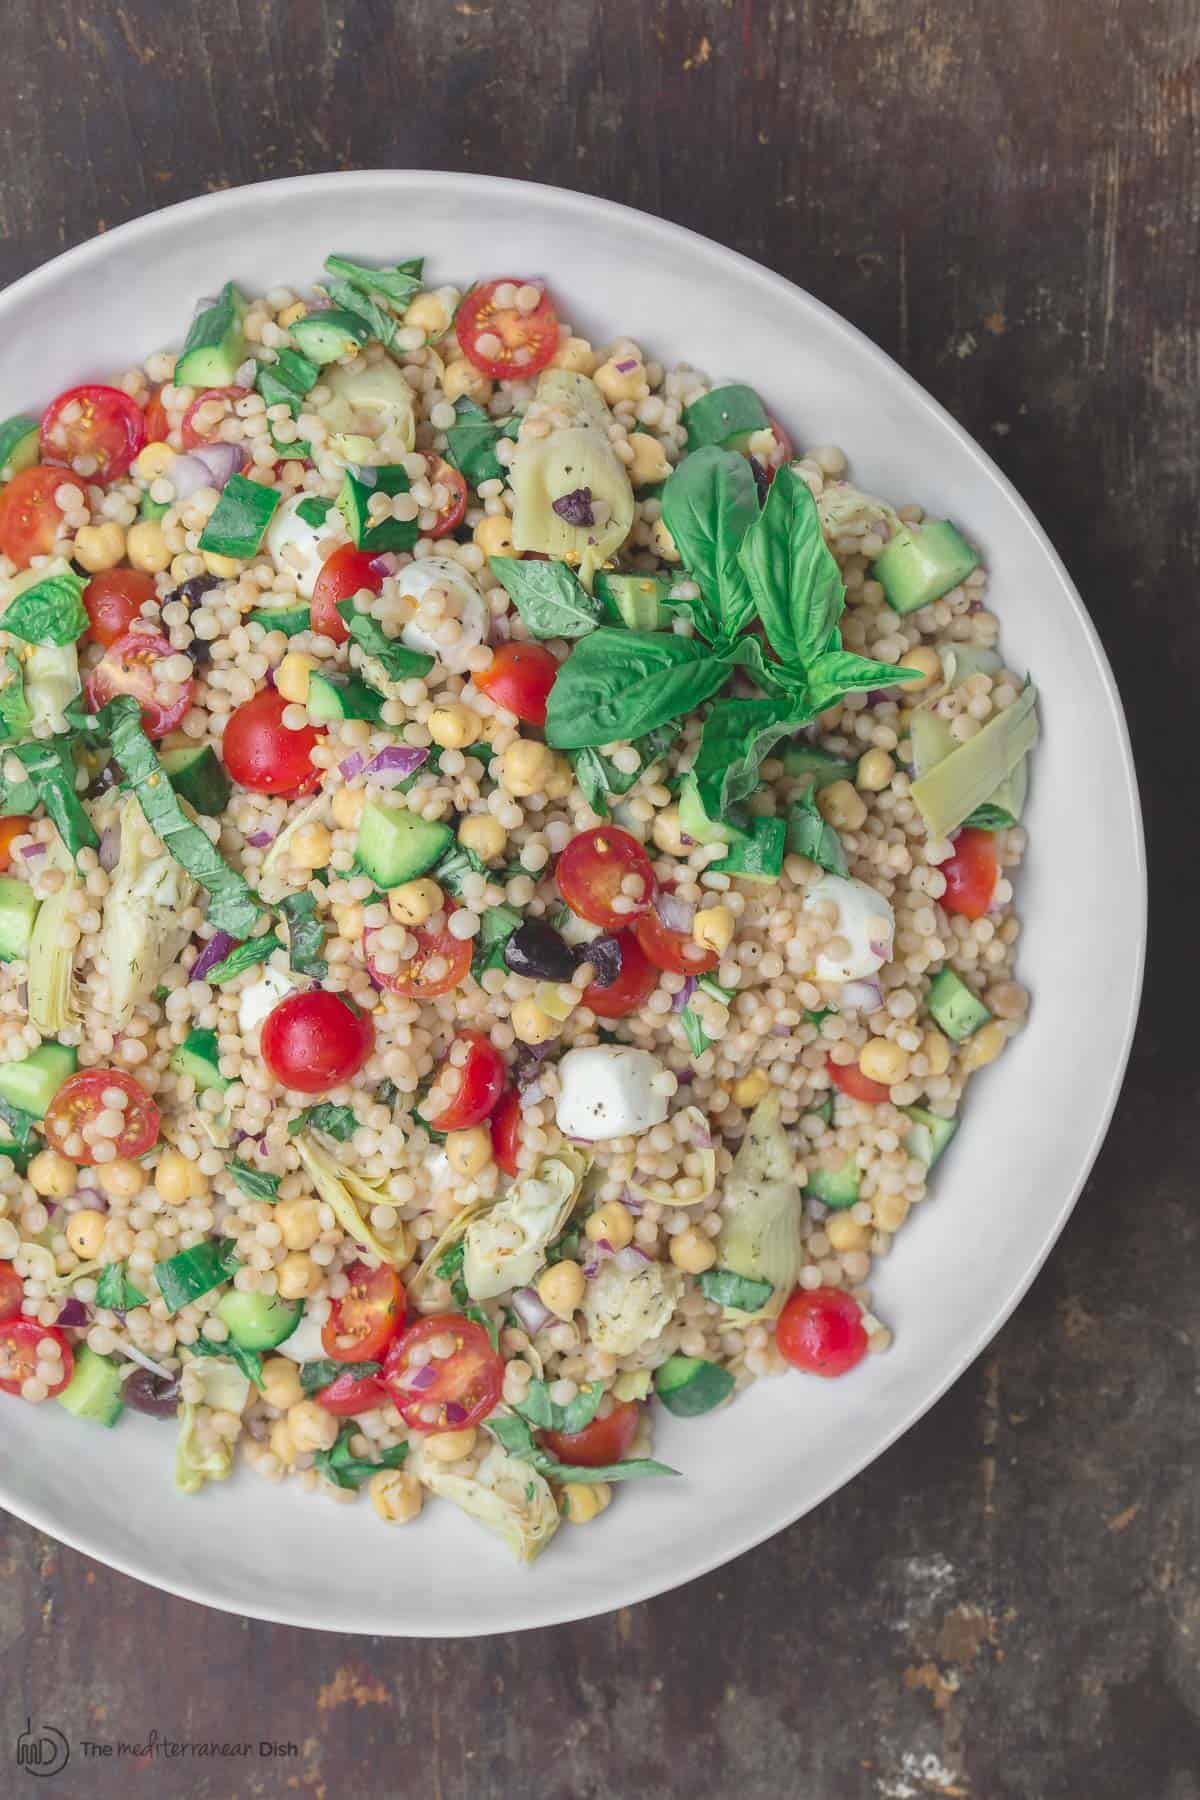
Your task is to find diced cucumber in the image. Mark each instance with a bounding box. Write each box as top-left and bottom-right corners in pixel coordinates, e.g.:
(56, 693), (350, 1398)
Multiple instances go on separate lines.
(712, 816), (786, 882)
(901, 1103), (959, 1167)
(154, 1239), (239, 1314)
(254, 347), (321, 413)
(169, 1027), (230, 1094)
(56, 1346), (125, 1427)
(290, 309), (372, 364)
(654, 1354), (735, 1417)
(806, 1155), (861, 1210)
(926, 967), (991, 1042)
(197, 473), (279, 561)
(781, 743), (856, 789)
(160, 744), (231, 816)
(138, 492), (171, 523)
(216, 1288), (303, 1351)
(594, 571), (674, 632)
(874, 520), (981, 615)
(336, 464), (419, 553)
(354, 799), (452, 888)
(0, 1041), (76, 1118)
(677, 774), (749, 848)
(682, 384), (770, 452)
(0, 877), (40, 962)
(306, 671), (386, 725)
(175, 282), (247, 388)
(0, 413), (40, 481)
(247, 601), (311, 637)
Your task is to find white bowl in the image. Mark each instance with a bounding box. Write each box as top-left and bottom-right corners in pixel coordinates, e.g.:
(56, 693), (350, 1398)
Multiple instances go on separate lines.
(0, 172), (1144, 1636)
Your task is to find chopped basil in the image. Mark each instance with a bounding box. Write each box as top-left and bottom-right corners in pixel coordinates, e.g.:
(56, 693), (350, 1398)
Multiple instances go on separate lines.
(0, 1093), (38, 1154)
(12, 735), (98, 855)
(206, 934), (282, 985)
(197, 474), (279, 560)
(298, 1357), (381, 1398)
(254, 347), (320, 415)
(295, 495), (334, 529)
(226, 1159), (281, 1202)
(320, 273), (399, 349)
(323, 253), (424, 312)
(280, 890), (327, 978)
(0, 651), (31, 741)
(336, 601), (434, 682)
(545, 1224), (581, 1266)
(682, 383), (770, 451)
(962, 802), (1017, 830)
(1, 567), (88, 646)
(432, 841), (486, 898)
(337, 465), (418, 553)
(487, 1409), (678, 1484)
(289, 1102), (356, 1142)
(314, 1423), (408, 1491)
(569, 721), (679, 818)
(697, 1268), (774, 1311)
(514, 1378), (604, 1435)
(679, 976), (735, 1059)
(471, 904), (522, 981)
(488, 556), (603, 641)
(187, 1335), (264, 1389)
(443, 398), (521, 489)
(153, 1238), (240, 1314)
(94, 1262), (148, 1314)
(785, 785), (848, 876)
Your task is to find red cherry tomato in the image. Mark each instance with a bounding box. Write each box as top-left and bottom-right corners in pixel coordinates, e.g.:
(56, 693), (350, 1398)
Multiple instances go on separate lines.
(490, 1087), (522, 1176)
(383, 1313), (504, 1434)
(0, 1320), (74, 1399)
(365, 919), (472, 1001)
(143, 387), (170, 443)
(310, 544), (385, 645)
(43, 1071), (160, 1166)
(940, 827), (999, 921)
(221, 687), (322, 795)
(456, 279), (560, 380)
(542, 1399), (639, 1467)
(260, 991), (375, 1095)
(82, 568), (157, 648)
(473, 641), (558, 727)
(764, 415), (794, 475)
(776, 1287), (869, 1378)
(180, 385), (248, 450)
(41, 384), (146, 483)
(0, 1262), (22, 1324)
(0, 465), (84, 569)
(320, 1261), (403, 1364)
(316, 1369), (390, 1416)
(426, 457), (468, 538)
(0, 817), (32, 872)
(556, 827), (656, 930)
(632, 900), (720, 976)
(826, 1054), (890, 1105)
(426, 1030), (505, 1133)
(583, 932), (659, 1018)
(85, 630), (194, 741)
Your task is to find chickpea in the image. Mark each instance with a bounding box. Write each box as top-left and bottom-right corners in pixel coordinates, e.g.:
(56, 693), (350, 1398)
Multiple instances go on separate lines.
(826, 1214), (872, 1253)
(66, 1209), (106, 1260)
(593, 357), (647, 404)
(423, 1426), (477, 1463)
(498, 738), (555, 798)
(551, 336), (599, 375)
(96, 1158), (146, 1200)
(585, 1200), (634, 1252)
(458, 814), (506, 861)
(369, 1467), (424, 1522)
(388, 877), (442, 926)
(693, 905), (735, 957)
(331, 786), (365, 830)
(962, 1021), (1006, 1072)
(537, 1259), (585, 1318)
(818, 780), (867, 831)
(651, 805), (689, 857)
(922, 1029), (951, 1076)
(155, 1146), (208, 1205)
(287, 1399), (339, 1455)
(73, 522), (126, 573)
(404, 291), (452, 337)
(275, 651), (317, 705)
(446, 1126), (493, 1178)
(649, 518), (680, 563)
(856, 748), (895, 792)
(627, 433), (672, 487)
(277, 1251), (321, 1300)
(859, 1038), (911, 1086)
(428, 703), (481, 750)
(899, 646), (942, 691)
(134, 441), (176, 482)
(511, 997), (558, 1045)
(268, 1417), (297, 1466)
(334, 903), (365, 941)
(275, 1196), (322, 1252)
(126, 519), (172, 573)
(731, 1069), (770, 1109)
(203, 552), (242, 579)
(543, 754), (575, 802)
(277, 300), (308, 329)
(442, 358), (492, 405)
(28, 1150), (75, 1200)
(669, 1227), (718, 1274)
(873, 1192), (911, 1234)
(290, 823), (333, 870)
(260, 1356), (304, 1411)
(561, 1482), (613, 1524)
(473, 514), (515, 558)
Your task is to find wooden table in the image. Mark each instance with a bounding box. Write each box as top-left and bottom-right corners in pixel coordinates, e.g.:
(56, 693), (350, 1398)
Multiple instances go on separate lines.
(1, 2), (1187, 1794)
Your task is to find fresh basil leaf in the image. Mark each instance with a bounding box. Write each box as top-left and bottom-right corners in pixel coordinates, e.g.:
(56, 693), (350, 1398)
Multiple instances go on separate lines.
(434, 1242), (466, 1284)
(569, 721), (679, 818)
(432, 841), (486, 898)
(679, 1008), (712, 1058)
(803, 647), (917, 715)
(0, 651), (32, 741)
(693, 695), (807, 821)
(299, 1357), (381, 1398)
(314, 1422), (408, 1491)
(94, 1261), (148, 1314)
(335, 602), (435, 682)
(962, 802), (1017, 831)
(12, 736), (99, 855)
(188, 1334), (264, 1389)
(487, 1408), (678, 1482)
(296, 496), (333, 529)
(737, 466), (844, 665)
(545, 1224), (581, 1266)
(1, 567), (88, 646)
(514, 1378), (604, 1435)
(489, 557), (603, 641)
(280, 891), (328, 979)
(321, 274), (397, 349)
(465, 1304), (500, 1351)
(0, 1094), (38, 1153)
(544, 628), (733, 750)
(805, 1007), (834, 1027)
(444, 399), (521, 489)
(698, 1268), (774, 1311)
(289, 1101), (357, 1142)
(207, 934), (282, 985)
(661, 446), (759, 639)
(324, 254), (423, 312)
(785, 785), (848, 876)
(471, 904), (522, 981)
(227, 1159), (281, 1202)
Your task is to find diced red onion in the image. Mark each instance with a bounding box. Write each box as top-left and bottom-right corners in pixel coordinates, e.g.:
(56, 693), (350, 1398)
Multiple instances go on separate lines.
(97, 825), (121, 872)
(672, 975), (698, 1013)
(615, 1244), (654, 1269)
(653, 890), (694, 934)
(443, 1401), (468, 1425)
(190, 441), (246, 489)
(56, 1298), (88, 1329)
(405, 1363), (439, 1392)
(615, 359), (638, 373)
(365, 745), (429, 786)
(245, 827), (275, 848)
(191, 931), (237, 981)
(620, 1187), (643, 1215)
(510, 1287), (552, 1334)
(676, 1068), (694, 1084)
(19, 842), (46, 861)
(339, 751), (367, 781)
(681, 1112), (713, 1149)
(840, 977), (883, 1012)
(168, 453), (218, 502)
(865, 688), (890, 705)
(595, 1238), (614, 1254)
(369, 552), (400, 577)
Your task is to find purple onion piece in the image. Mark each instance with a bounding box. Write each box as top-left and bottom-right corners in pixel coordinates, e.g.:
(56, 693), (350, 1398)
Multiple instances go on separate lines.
(653, 889), (694, 934)
(167, 453), (217, 503)
(245, 828), (275, 849)
(365, 745), (429, 787)
(673, 975), (698, 1013)
(19, 842), (46, 861)
(551, 487), (595, 528)
(443, 1401), (468, 1425)
(614, 359), (638, 373)
(840, 977), (882, 1013)
(581, 935), (623, 989)
(510, 1286), (553, 1335)
(675, 1068), (694, 1084)
(56, 1298), (88, 1329)
(97, 825), (121, 872)
(339, 751), (367, 781)
(190, 441), (246, 489)
(406, 1363), (439, 1392)
(191, 931), (237, 981)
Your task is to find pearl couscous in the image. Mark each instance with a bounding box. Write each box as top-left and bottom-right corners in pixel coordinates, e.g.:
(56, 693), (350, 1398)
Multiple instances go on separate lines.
(0, 255), (1037, 1564)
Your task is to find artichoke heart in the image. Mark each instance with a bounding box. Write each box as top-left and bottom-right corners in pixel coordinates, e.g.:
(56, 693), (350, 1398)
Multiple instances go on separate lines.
(580, 1252), (685, 1357)
(293, 1133), (410, 1268)
(27, 831), (80, 1036)
(318, 357), (416, 458)
(463, 1149), (589, 1301)
(97, 793), (198, 1029)
(510, 371), (635, 587)
(413, 1441), (560, 1564)
(714, 1096), (803, 1323)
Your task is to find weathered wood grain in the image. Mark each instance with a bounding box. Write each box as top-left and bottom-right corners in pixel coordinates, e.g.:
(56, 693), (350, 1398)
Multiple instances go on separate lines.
(1, 0), (1195, 1794)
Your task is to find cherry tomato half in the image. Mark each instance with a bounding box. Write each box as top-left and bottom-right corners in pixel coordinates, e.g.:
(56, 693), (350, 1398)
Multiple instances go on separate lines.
(320, 1261), (404, 1364)
(940, 827), (999, 921)
(541, 1399), (639, 1467)
(0, 1262), (22, 1324)
(365, 919), (472, 1001)
(633, 900), (720, 977)
(180, 385), (248, 450)
(826, 1054), (890, 1106)
(556, 827), (656, 931)
(85, 630), (195, 741)
(41, 384), (146, 483)
(474, 641), (558, 727)
(764, 415), (794, 474)
(43, 1071), (160, 1166)
(426, 457), (468, 538)
(583, 932), (659, 1018)
(776, 1287), (869, 1378)
(143, 387), (170, 444)
(427, 1030), (505, 1133)
(221, 687), (322, 795)
(82, 568), (157, 648)
(0, 817), (32, 872)
(0, 1320), (74, 1399)
(456, 279), (560, 380)
(316, 1369), (390, 1417)
(310, 544), (385, 645)
(490, 1087), (522, 1177)
(0, 465), (84, 569)
(260, 991), (375, 1095)
(383, 1313), (504, 1434)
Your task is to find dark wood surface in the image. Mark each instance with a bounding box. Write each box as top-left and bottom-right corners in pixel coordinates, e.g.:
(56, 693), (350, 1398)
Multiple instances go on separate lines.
(0, 2), (1189, 1795)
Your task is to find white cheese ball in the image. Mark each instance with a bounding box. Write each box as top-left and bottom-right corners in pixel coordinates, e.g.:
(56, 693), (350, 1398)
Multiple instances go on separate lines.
(238, 966), (298, 1034)
(394, 556), (488, 675)
(554, 1046), (669, 1142)
(264, 494), (333, 599)
(274, 1310), (325, 1364)
(802, 874), (895, 982)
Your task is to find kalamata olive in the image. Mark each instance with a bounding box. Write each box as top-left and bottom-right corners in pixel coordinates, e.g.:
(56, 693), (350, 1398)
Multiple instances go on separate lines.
(503, 919), (575, 983)
(123, 1367), (181, 1418)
